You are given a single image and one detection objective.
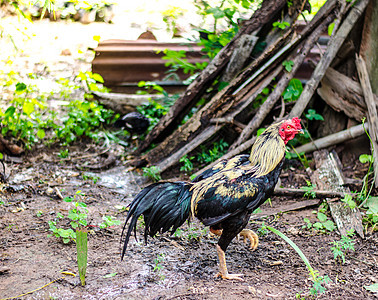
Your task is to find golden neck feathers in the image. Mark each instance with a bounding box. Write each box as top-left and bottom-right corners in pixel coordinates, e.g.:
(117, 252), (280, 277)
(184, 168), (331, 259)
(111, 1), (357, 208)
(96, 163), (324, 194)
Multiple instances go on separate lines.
(248, 121), (286, 178)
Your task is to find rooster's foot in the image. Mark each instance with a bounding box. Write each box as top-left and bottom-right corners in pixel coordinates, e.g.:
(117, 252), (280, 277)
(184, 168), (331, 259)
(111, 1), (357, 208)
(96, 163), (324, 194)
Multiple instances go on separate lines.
(215, 271), (244, 281)
(238, 229), (259, 250)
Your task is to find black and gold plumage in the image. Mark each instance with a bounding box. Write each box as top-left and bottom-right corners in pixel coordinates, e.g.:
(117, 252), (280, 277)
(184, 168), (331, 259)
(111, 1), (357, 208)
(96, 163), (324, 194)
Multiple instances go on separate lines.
(121, 118), (303, 280)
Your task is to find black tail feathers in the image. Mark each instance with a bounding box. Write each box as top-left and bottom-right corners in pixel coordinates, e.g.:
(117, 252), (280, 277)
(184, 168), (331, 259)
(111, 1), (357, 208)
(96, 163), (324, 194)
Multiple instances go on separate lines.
(121, 181), (192, 260)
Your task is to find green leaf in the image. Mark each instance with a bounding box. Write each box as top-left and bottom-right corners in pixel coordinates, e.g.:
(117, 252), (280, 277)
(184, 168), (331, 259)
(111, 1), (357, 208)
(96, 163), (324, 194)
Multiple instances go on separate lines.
(359, 154), (373, 164)
(365, 196), (378, 211)
(317, 212), (328, 222)
(265, 225), (317, 280)
(313, 222), (323, 230)
(63, 197), (74, 202)
(37, 129), (45, 139)
(306, 109), (324, 121)
(328, 22), (335, 36)
(256, 128), (266, 137)
(322, 220), (336, 232)
(4, 106), (16, 118)
(207, 7), (225, 19)
(92, 73), (104, 83)
(23, 102), (34, 116)
(103, 272), (118, 278)
(76, 230), (88, 286)
(283, 60), (294, 72)
(15, 82), (27, 92)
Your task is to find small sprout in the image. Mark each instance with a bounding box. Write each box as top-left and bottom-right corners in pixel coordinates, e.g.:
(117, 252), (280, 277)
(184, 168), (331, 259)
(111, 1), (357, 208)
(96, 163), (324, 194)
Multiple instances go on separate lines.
(330, 230), (355, 264)
(99, 216), (121, 229)
(305, 109), (324, 121)
(301, 181), (316, 199)
(143, 166), (162, 182)
(273, 21), (290, 30)
(282, 60), (294, 72)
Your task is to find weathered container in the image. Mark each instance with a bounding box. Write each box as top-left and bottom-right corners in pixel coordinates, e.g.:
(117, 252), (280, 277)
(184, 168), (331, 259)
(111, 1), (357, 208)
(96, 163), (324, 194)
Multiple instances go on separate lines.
(92, 39), (207, 93)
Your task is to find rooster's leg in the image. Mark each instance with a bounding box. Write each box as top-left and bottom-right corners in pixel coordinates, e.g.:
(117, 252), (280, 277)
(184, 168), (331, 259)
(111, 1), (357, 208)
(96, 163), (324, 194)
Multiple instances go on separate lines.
(215, 244), (244, 281)
(238, 229), (259, 250)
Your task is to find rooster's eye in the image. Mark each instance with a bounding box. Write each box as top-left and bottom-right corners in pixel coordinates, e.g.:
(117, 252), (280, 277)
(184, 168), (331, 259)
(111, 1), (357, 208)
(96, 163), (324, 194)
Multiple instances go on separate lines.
(287, 125), (291, 129)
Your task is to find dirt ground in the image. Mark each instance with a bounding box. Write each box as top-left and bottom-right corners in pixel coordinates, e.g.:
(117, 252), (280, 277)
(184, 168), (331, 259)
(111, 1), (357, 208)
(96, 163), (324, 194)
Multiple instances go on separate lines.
(0, 144), (377, 300)
(0, 8), (378, 300)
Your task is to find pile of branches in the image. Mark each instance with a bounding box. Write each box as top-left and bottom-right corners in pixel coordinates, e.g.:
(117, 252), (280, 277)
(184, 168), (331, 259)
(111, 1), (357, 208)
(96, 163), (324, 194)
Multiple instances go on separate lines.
(131, 0), (374, 180)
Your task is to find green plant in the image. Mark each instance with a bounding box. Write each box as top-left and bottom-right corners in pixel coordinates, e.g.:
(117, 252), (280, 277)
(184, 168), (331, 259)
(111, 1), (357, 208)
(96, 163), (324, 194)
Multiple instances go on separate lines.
(82, 172), (100, 184)
(358, 153), (374, 203)
(136, 87), (176, 131)
(354, 119), (378, 231)
(76, 71), (109, 96)
(99, 215), (121, 229)
(160, 49), (208, 75)
(264, 225), (331, 295)
(180, 154), (195, 173)
(58, 149), (69, 158)
(142, 166), (162, 182)
(272, 21), (290, 30)
(196, 139), (229, 165)
(161, 5), (185, 37)
(48, 192), (88, 242)
(174, 224), (208, 241)
(63, 192), (88, 230)
(252, 87), (271, 109)
(301, 180), (316, 199)
(76, 229), (88, 286)
(283, 78), (303, 102)
(0, 81), (48, 149)
(361, 196), (378, 232)
(55, 99), (115, 146)
(48, 220), (77, 244)
(153, 253), (166, 281)
(340, 194), (357, 210)
(330, 230), (355, 264)
(47, 191), (89, 285)
(302, 202), (336, 233)
(282, 60), (294, 72)
(305, 109), (324, 121)
(158, 0), (252, 78)
(257, 221), (268, 236)
(286, 147), (309, 168)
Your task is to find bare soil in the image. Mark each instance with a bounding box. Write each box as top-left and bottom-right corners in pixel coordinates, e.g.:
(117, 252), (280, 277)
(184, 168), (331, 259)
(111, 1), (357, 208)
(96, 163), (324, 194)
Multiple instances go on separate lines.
(1, 143), (377, 300)
(0, 12), (377, 300)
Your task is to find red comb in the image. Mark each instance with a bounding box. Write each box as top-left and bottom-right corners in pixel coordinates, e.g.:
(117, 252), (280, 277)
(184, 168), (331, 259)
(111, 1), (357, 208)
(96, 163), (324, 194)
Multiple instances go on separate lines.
(292, 117), (301, 128)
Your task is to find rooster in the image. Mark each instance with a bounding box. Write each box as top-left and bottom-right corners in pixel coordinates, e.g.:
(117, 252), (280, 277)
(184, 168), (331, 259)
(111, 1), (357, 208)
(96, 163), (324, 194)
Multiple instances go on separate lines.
(121, 117), (303, 280)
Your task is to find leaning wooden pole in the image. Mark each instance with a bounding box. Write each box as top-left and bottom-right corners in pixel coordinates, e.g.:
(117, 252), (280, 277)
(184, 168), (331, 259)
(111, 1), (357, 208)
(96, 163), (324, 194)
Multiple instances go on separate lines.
(356, 55), (378, 188)
(289, 0), (370, 118)
(231, 14), (334, 149)
(293, 123), (367, 154)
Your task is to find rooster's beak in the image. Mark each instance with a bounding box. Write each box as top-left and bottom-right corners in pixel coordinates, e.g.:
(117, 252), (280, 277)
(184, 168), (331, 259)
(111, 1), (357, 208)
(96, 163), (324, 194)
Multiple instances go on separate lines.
(298, 129), (304, 134)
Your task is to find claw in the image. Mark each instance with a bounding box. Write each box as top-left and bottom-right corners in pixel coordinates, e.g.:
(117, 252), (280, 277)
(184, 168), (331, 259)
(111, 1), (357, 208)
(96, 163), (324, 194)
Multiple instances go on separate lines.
(215, 272), (244, 281)
(239, 229), (259, 251)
